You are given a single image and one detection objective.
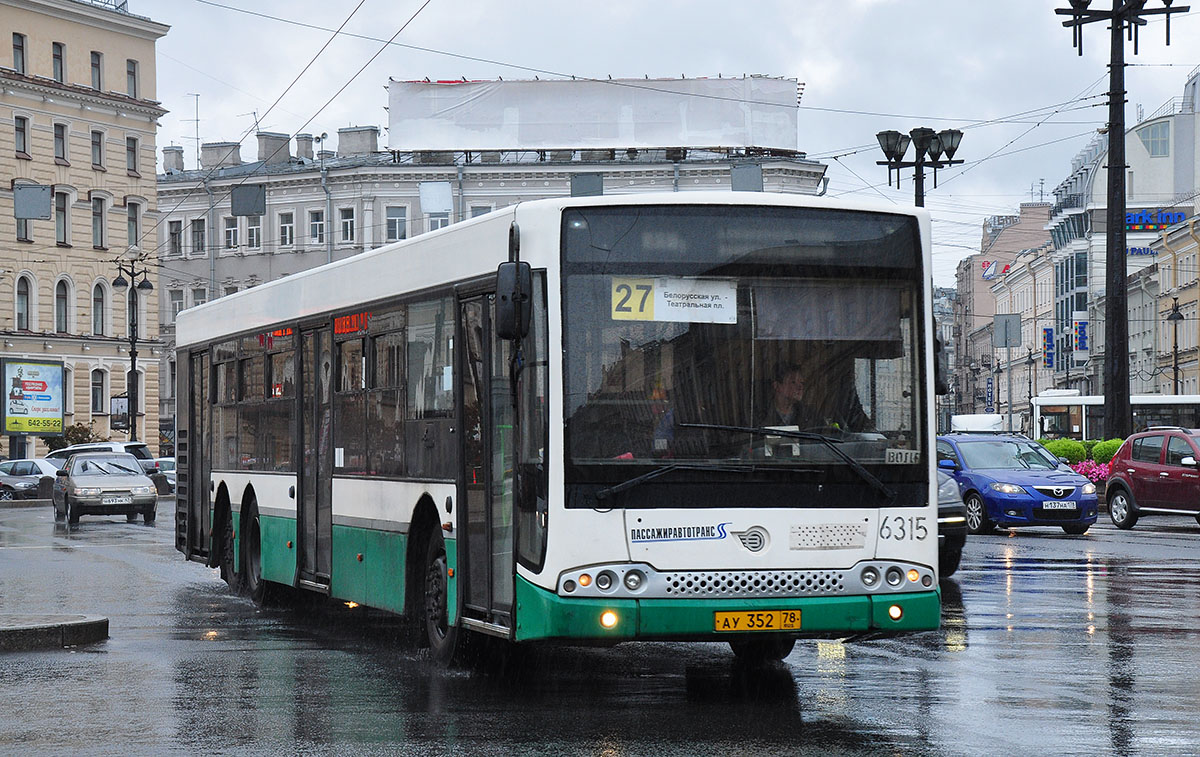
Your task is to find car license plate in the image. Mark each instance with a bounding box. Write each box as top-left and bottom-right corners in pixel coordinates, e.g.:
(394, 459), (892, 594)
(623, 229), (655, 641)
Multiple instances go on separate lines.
(101, 494), (132, 505)
(714, 610), (801, 632)
(1042, 500), (1077, 510)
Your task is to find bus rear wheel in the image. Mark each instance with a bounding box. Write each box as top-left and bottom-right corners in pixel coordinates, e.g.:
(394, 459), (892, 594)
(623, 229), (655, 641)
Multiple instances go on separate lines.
(729, 636), (796, 664)
(241, 502), (269, 604)
(218, 507), (241, 592)
(423, 529), (462, 664)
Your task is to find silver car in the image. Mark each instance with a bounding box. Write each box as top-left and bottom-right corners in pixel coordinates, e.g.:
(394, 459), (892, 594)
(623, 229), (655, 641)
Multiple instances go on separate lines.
(53, 452), (158, 525)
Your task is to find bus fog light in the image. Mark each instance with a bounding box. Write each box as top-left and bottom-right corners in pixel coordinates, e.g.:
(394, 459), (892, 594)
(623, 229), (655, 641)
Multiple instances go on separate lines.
(888, 605), (903, 621)
(861, 567), (880, 587)
(578, 574), (592, 587)
(563, 580), (576, 593)
(596, 571), (615, 590)
(623, 570), (645, 591)
(600, 610), (618, 629)
(885, 568), (903, 586)
(907, 569), (919, 583)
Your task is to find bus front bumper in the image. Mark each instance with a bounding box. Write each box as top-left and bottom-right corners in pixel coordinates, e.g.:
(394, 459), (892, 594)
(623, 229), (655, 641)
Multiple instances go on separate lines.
(514, 576), (939, 642)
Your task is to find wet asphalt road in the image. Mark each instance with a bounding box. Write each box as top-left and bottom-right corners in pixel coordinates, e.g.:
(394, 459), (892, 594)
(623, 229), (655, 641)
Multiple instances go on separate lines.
(2, 504), (1200, 755)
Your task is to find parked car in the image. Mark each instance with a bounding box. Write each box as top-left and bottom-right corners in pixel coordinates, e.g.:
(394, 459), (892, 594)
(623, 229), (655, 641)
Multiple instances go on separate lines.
(937, 470), (967, 577)
(46, 441), (157, 475)
(52, 452), (158, 525)
(0, 458), (63, 478)
(937, 433), (1099, 535)
(153, 457), (176, 492)
(1105, 427), (1200, 529)
(0, 471), (40, 500)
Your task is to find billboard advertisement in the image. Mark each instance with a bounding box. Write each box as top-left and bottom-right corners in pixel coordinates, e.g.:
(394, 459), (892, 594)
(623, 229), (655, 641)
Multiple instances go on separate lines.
(3, 359), (64, 436)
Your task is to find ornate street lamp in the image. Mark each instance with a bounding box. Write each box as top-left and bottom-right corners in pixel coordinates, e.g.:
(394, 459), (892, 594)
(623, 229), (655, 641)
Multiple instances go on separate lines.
(876, 127), (964, 207)
(112, 246), (153, 442)
(1168, 296), (1184, 395)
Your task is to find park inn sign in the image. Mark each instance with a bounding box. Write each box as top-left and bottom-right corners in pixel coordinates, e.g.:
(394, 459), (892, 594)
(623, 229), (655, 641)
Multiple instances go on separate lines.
(1126, 208), (1188, 231)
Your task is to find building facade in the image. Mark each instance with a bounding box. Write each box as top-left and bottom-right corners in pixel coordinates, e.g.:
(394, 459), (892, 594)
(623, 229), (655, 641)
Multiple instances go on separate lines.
(154, 127), (829, 451)
(1, 0), (167, 458)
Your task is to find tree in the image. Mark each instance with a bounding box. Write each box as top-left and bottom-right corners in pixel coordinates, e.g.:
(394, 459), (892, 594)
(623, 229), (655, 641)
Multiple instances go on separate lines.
(42, 422), (108, 452)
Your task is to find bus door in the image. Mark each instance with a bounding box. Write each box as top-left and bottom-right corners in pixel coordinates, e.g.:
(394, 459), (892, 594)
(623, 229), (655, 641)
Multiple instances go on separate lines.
(182, 350), (211, 559)
(298, 326), (333, 587)
(459, 294), (516, 633)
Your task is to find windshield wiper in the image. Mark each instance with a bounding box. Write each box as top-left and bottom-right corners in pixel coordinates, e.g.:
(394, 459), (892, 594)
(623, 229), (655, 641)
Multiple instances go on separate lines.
(678, 422), (896, 503)
(595, 463), (759, 501)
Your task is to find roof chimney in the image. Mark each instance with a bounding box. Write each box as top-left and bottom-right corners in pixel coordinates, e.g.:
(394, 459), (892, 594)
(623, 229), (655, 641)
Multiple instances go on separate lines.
(295, 133), (314, 161)
(256, 132), (292, 165)
(337, 126), (379, 157)
(162, 145), (185, 173)
(200, 142), (242, 169)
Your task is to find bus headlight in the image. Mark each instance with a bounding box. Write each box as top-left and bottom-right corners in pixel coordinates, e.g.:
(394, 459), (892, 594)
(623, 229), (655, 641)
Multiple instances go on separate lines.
(595, 571), (615, 591)
(885, 567), (903, 586)
(861, 566), (880, 587)
(1081, 483), (1096, 495)
(599, 610), (619, 629)
(623, 570), (645, 591)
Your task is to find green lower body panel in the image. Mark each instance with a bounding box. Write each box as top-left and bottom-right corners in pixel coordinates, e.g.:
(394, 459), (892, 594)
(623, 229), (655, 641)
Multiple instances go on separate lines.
(514, 576), (940, 642)
(257, 514), (297, 587)
(330, 525), (408, 614)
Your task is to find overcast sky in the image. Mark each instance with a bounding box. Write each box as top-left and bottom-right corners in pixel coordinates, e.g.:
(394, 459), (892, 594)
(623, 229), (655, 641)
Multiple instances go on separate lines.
(147, 0), (1200, 286)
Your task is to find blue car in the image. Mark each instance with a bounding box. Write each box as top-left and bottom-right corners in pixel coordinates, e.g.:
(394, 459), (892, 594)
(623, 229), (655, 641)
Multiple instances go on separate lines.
(936, 433), (1098, 535)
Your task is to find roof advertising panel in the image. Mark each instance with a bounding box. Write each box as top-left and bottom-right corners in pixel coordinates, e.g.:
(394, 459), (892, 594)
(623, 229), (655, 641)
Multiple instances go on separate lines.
(3, 359), (64, 436)
(387, 77), (800, 152)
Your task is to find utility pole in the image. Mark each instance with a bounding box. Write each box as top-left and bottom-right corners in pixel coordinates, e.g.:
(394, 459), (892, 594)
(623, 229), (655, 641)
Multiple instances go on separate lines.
(1055, 0), (1188, 439)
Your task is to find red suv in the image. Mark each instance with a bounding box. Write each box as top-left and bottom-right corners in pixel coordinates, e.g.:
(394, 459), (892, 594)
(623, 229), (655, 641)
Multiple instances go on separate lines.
(1106, 427), (1200, 529)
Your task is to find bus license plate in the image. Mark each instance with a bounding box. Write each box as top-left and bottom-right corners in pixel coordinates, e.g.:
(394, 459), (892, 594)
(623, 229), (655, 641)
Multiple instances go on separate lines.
(102, 494), (132, 505)
(1042, 501), (1077, 510)
(714, 610), (801, 632)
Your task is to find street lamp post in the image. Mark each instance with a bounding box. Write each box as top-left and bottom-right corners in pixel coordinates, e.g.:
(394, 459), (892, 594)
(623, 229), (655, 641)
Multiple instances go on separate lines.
(112, 247), (153, 442)
(969, 361), (981, 413)
(1027, 348), (1036, 434)
(875, 127), (964, 207)
(1168, 296), (1184, 395)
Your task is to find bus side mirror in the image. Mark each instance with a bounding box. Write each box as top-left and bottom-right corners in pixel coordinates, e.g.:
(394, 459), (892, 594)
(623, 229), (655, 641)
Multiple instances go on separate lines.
(933, 336), (949, 396)
(496, 261), (532, 340)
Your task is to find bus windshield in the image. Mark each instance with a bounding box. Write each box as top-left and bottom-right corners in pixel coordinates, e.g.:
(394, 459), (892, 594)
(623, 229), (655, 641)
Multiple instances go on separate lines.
(562, 205), (926, 490)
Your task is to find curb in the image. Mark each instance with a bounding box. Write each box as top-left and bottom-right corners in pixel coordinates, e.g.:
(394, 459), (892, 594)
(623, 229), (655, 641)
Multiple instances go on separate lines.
(0, 614), (109, 652)
(0, 498), (52, 509)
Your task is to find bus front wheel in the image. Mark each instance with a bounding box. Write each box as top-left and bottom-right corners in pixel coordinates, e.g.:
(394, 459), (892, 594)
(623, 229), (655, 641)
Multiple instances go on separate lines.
(729, 636), (796, 665)
(423, 529), (462, 664)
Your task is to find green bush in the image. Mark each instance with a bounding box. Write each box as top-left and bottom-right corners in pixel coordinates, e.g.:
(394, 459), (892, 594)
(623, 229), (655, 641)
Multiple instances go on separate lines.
(1042, 438), (1087, 464)
(1036, 438), (1051, 447)
(1091, 438), (1124, 465)
(1082, 439), (1100, 458)
(41, 422), (107, 452)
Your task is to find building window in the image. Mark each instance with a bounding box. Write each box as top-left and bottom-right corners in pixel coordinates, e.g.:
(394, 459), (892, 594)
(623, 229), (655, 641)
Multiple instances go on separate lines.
(1137, 121), (1169, 157)
(339, 208), (355, 242)
(385, 206), (407, 242)
(126, 59), (138, 98)
(192, 288), (207, 307)
(125, 136), (138, 174)
(55, 280), (69, 333)
(191, 218), (207, 256)
(279, 212), (294, 247)
(16, 276), (31, 330)
(224, 217), (238, 249)
(309, 210), (325, 244)
(223, 285), (239, 297)
(12, 33), (25, 74)
(167, 361), (176, 400)
(54, 123), (68, 162)
(428, 212), (450, 232)
(55, 192), (69, 245)
(91, 369), (105, 414)
(168, 220), (182, 256)
(91, 130), (104, 167)
(93, 283), (106, 335)
(168, 289), (183, 322)
(127, 201), (140, 246)
(470, 205), (491, 218)
(92, 197), (105, 248)
(52, 42), (64, 83)
(90, 51), (102, 89)
(247, 216), (261, 249)
(16, 218), (30, 241)
(14, 116), (29, 156)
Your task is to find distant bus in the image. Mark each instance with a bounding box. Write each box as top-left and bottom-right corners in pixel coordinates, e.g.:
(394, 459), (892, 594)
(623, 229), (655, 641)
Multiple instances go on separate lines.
(1033, 391), (1200, 440)
(174, 192), (941, 664)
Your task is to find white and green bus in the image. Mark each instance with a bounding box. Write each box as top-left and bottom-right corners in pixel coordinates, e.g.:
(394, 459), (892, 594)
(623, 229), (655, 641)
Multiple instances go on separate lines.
(174, 192), (942, 663)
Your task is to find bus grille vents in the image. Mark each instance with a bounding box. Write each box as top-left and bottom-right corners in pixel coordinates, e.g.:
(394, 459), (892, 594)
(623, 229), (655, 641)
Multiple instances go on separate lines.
(663, 570), (845, 598)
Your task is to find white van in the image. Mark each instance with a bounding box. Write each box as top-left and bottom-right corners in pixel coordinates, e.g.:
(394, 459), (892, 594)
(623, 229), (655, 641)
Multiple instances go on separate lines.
(46, 441), (157, 474)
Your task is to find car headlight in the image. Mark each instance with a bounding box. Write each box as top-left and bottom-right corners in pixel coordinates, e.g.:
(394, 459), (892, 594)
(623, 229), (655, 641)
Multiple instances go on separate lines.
(938, 475), (961, 504)
(1081, 482), (1096, 495)
(130, 486), (154, 495)
(989, 482), (1025, 495)
(73, 487), (101, 496)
